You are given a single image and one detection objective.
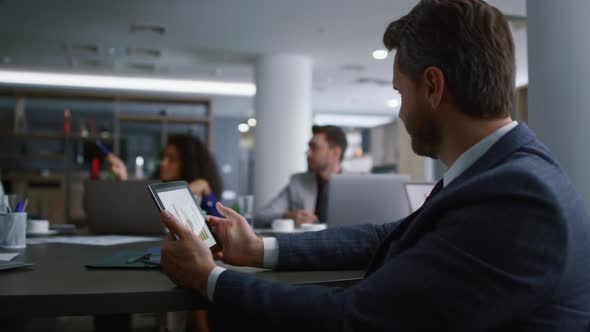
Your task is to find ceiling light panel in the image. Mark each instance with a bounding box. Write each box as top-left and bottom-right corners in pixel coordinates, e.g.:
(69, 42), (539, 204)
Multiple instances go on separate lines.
(0, 70), (256, 96)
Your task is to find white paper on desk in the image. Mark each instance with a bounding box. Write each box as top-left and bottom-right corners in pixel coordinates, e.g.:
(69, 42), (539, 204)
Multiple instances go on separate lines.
(0, 253), (19, 261)
(26, 235), (162, 246)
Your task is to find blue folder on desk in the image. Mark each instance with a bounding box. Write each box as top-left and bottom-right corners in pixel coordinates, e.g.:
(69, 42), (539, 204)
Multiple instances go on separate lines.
(86, 247), (161, 269)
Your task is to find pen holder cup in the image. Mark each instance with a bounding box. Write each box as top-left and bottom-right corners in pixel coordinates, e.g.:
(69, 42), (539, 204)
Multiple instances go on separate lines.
(0, 212), (27, 249)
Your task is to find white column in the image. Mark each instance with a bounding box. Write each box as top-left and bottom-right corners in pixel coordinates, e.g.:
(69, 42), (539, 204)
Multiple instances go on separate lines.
(527, 0), (590, 209)
(254, 55), (312, 209)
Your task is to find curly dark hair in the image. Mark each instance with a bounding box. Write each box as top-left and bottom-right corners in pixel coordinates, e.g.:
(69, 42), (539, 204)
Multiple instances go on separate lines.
(166, 134), (223, 198)
(383, 0), (515, 119)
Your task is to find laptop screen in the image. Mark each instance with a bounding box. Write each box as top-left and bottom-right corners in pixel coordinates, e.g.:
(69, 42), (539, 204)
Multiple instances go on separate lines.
(404, 183), (436, 213)
(326, 174), (411, 226)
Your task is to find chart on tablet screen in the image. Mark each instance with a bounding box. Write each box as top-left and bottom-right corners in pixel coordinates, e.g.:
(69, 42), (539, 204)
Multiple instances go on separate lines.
(170, 203), (209, 240)
(156, 188), (216, 247)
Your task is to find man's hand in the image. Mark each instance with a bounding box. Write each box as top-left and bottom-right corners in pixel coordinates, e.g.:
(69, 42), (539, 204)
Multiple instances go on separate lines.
(283, 210), (318, 225)
(160, 211), (217, 297)
(105, 153), (128, 180)
(207, 202), (264, 268)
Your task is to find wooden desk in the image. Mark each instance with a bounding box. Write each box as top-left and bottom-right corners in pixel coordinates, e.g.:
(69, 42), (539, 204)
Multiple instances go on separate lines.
(0, 241), (363, 318)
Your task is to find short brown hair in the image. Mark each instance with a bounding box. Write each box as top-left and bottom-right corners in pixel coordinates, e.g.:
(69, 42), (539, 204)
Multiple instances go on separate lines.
(383, 0), (515, 119)
(312, 125), (348, 162)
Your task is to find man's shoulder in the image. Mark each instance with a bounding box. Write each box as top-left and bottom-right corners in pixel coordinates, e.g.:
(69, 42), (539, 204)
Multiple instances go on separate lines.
(496, 143), (565, 188)
(285, 172), (317, 193)
(458, 145), (582, 219)
(289, 172), (316, 182)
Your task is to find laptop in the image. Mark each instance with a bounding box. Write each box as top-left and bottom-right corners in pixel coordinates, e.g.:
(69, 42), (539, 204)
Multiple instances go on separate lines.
(84, 180), (167, 235)
(404, 182), (437, 213)
(325, 173), (411, 227)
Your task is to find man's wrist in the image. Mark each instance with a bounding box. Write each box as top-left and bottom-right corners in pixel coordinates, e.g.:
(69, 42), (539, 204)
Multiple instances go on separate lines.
(194, 263), (217, 297)
(249, 236), (265, 268)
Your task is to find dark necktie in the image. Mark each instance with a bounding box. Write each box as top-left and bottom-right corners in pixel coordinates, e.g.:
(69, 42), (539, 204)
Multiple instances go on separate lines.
(424, 179), (444, 203)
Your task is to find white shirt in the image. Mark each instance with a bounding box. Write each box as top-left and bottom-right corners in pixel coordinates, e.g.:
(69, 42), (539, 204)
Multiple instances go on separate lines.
(207, 120), (519, 302)
(443, 121), (518, 187)
(206, 238), (278, 301)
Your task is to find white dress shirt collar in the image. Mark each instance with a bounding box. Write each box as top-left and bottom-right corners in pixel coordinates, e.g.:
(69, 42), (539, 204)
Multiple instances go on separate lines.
(443, 121), (518, 187)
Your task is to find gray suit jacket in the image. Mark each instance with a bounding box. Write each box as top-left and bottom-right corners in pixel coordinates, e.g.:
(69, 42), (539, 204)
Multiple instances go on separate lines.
(254, 172), (317, 227)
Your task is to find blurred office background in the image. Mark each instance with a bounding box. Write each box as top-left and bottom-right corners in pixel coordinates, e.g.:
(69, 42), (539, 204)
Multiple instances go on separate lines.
(0, 0), (565, 227)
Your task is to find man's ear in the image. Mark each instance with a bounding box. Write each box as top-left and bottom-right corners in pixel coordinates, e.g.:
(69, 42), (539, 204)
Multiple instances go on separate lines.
(330, 146), (342, 162)
(422, 66), (445, 110)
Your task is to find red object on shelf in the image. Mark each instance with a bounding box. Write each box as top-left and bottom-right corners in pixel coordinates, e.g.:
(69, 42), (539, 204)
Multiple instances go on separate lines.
(91, 157), (100, 180)
(63, 109), (71, 136)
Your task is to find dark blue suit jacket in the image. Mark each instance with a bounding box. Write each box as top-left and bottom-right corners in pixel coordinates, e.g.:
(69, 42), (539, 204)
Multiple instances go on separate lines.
(209, 124), (590, 331)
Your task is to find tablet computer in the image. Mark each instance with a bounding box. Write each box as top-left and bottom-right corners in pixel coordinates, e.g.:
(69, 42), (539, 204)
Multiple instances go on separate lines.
(148, 181), (221, 254)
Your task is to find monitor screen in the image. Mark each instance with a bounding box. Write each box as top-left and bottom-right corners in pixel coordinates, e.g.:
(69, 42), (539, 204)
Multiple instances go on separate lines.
(404, 183), (436, 213)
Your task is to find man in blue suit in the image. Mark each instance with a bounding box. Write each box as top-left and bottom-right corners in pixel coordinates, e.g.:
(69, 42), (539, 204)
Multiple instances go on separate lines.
(159, 0), (590, 330)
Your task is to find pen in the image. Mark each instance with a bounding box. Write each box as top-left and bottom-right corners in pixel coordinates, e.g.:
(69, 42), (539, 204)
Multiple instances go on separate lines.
(96, 140), (110, 156)
(21, 199), (28, 212)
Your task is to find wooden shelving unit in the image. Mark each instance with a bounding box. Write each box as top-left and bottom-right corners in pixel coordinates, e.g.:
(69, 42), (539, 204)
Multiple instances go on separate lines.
(0, 89), (212, 224)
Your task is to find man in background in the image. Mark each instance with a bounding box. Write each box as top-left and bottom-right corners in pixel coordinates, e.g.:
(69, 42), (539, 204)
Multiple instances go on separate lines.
(254, 125), (347, 226)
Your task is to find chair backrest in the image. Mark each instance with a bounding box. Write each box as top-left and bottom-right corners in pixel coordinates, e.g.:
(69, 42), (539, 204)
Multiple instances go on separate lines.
(84, 180), (166, 235)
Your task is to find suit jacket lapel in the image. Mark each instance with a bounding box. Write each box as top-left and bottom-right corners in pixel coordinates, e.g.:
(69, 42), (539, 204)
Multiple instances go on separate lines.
(365, 181), (443, 275)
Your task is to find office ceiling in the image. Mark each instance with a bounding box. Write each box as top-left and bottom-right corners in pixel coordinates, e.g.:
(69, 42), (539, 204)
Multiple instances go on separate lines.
(0, 0), (527, 119)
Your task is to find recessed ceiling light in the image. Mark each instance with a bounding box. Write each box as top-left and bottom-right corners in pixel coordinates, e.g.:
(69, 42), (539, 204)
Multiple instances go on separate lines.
(372, 49), (388, 60)
(238, 123), (250, 133)
(387, 99), (400, 108)
(247, 118), (257, 127)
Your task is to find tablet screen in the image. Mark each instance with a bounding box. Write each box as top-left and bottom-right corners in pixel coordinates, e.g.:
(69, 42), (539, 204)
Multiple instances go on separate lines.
(154, 185), (217, 248)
